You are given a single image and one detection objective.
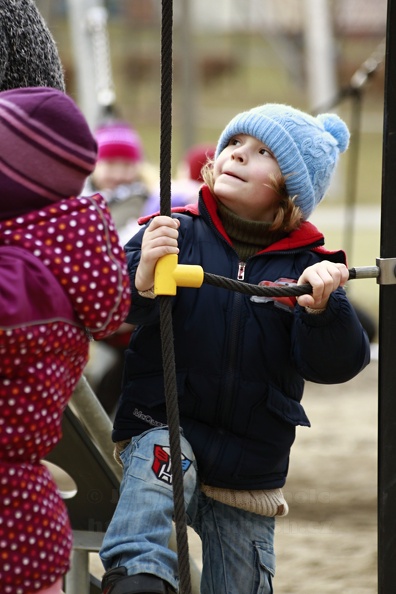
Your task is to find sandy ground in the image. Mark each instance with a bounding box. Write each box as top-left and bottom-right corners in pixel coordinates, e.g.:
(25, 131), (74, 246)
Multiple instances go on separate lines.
(89, 352), (378, 593)
(272, 354), (378, 594)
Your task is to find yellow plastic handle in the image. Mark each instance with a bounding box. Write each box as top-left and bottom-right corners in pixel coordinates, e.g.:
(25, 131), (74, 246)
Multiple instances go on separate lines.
(154, 254), (204, 296)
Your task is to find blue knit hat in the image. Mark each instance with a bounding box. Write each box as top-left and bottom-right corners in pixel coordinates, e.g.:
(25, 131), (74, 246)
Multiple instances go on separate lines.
(215, 104), (350, 219)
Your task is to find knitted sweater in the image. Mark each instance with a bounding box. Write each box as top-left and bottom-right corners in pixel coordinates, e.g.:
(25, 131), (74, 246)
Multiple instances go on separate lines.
(0, 0), (65, 91)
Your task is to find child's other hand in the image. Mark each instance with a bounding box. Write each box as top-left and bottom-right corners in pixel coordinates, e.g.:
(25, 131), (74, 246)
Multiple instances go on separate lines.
(296, 261), (349, 310)
(135, 216), (180, 292)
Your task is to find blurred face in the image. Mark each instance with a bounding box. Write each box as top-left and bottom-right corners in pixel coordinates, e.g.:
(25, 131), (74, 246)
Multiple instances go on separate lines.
(91, 158), (140, 191)
(213, 134), (282, 222)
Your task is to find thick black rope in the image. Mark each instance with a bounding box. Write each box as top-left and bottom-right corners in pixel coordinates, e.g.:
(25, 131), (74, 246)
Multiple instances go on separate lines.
(203, 266), (377, 297)
(204, 272), (312, 297)
(159, 2), (192, 594)
(160, 2), (172, 219)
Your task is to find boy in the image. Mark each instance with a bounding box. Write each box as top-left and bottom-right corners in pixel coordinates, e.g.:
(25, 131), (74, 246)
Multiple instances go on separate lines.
(100, 104), (370, 594)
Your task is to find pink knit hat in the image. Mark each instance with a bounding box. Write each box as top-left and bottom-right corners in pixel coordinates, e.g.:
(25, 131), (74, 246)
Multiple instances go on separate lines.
(95, 121), (143, 162)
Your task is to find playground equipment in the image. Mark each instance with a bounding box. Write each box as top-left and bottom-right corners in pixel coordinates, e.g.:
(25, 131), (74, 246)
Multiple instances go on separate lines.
(377, 1), (396, 591)
(48, 1), (396, 592)
(46, 376), (202, 594)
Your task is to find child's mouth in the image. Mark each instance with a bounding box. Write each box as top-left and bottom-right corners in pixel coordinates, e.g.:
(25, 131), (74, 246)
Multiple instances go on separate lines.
(224, 171), (244, 182)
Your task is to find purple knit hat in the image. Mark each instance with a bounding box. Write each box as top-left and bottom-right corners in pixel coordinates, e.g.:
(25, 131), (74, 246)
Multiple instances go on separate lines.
(0, 87), (97, 219)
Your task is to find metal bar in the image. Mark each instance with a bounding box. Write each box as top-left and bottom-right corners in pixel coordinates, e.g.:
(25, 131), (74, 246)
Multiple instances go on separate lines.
(69, 376), (122, 481)
(65, 0), (107, 127)
(178, 0), (197, 152)
(348, 266), (380, 280)
(64, 549), (90, 594)
(342, 90), (362, 261)
(378, 1), (396, 591)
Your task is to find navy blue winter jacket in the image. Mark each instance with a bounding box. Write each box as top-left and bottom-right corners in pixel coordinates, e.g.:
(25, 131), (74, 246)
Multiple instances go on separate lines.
(113, 186), (370, 490)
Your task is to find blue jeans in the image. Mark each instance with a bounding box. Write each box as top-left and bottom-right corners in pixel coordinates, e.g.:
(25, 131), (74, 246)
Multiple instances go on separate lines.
(100, 427), (276, 593)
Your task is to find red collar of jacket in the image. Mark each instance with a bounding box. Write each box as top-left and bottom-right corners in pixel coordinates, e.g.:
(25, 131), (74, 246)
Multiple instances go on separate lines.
(138, 184), (346, 263)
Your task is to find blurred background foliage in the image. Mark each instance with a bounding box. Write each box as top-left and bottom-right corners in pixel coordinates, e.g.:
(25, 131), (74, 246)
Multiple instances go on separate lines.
(36, 1), (386, 181)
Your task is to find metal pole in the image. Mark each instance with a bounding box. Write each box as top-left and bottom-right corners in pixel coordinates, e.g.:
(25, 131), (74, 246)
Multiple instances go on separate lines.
(66, 0), (107, 127)
(64, 549), (90, 594)
(303, 0), (337, 111)
(178, 0), (197, 153)
(378, 0), (396, 591)
(69, 376), (123, 481)
(341, 39), (385, 262)
(342, 89), (362, 261)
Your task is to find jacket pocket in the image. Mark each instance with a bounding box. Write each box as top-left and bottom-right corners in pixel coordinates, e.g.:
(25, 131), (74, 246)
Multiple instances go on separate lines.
(266, 382), (310, 427)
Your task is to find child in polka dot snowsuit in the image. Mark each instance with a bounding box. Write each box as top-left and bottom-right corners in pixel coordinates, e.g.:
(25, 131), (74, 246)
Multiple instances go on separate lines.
(0, 87), (131, 594)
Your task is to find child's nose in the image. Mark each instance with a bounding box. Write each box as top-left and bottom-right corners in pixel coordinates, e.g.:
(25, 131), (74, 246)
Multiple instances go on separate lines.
(231, 146), (246, 162)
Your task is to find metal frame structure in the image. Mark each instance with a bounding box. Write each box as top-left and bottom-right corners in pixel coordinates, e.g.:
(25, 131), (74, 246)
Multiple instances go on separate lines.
(378, 1), (396, 591)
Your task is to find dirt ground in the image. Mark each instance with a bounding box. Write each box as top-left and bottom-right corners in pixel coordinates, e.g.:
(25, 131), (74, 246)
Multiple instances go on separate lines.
(272, 353), (378, 593)
(90, 352), (378, 593)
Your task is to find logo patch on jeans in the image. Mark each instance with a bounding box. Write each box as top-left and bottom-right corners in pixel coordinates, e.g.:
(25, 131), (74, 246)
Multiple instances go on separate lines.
(152, 444), (192, 485)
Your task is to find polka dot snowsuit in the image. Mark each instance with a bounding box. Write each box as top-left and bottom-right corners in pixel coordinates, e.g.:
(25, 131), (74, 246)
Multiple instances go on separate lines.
(0, 193), (131, 594)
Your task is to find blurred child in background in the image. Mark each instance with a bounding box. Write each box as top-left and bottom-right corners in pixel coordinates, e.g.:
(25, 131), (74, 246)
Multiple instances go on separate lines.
(142, 142), (216, 216)
(83, 120), (153, 244)
(82, 120), (154, 415)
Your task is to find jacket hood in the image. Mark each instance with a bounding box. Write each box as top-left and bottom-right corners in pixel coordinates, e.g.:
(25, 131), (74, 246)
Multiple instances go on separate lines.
(0, 193), (130, 336)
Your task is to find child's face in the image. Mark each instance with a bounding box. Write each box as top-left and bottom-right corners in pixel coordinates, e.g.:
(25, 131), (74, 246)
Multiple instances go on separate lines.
(213, 134), (282, 222)
(91, 158), (140, 191)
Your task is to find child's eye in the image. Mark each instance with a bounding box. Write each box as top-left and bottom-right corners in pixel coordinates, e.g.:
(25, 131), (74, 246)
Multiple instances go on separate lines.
(228, 137), (241, 147)
(260, 147), (273, 157)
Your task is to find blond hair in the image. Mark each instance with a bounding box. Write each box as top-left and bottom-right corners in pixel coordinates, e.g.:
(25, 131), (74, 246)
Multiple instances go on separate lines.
(201, 160), (302, 233)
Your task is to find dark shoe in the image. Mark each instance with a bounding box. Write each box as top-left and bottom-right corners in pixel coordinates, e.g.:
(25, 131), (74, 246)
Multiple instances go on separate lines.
(101, 567), (173, 594)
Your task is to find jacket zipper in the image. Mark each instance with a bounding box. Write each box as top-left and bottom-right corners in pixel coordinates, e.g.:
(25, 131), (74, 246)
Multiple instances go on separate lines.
(218, 260), (246, 428)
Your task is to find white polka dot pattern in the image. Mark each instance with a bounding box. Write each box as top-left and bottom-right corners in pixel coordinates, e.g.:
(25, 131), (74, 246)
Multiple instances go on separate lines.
(0, 193), (131, 593)
(0, 194), (131, 338)
(0, 463), (72, 594)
